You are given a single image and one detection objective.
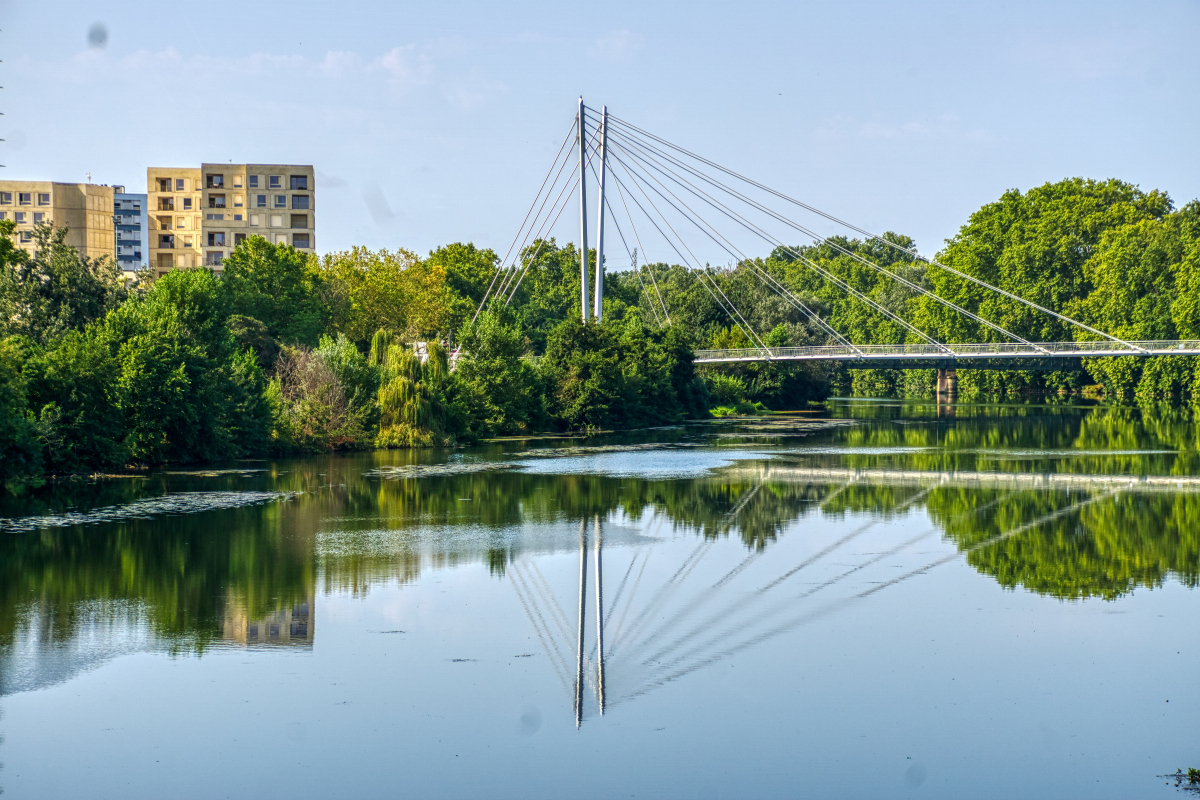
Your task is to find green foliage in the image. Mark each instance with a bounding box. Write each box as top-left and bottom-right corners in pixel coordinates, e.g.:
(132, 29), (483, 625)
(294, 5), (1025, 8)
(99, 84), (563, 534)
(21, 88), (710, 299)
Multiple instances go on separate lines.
(0, 221), (125, 344)
(426, 242), (499, 307)
(228, 314), (279, 369)
(376, 339), (453, 447)
(269, 343), (370, 452)
(0, 337), (43, 492)
(539, 312), (706, 430)
(450, 307), (541, 437)
(221, 235), (328, 345)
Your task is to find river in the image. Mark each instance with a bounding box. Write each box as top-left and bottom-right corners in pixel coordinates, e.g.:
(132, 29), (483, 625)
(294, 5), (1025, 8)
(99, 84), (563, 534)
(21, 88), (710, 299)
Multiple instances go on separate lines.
(1, 399), (1197, 798)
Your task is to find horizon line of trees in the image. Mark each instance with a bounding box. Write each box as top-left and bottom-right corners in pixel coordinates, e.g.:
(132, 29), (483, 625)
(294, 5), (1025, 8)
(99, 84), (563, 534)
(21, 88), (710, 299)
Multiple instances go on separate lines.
(3, 176), (1200, 492)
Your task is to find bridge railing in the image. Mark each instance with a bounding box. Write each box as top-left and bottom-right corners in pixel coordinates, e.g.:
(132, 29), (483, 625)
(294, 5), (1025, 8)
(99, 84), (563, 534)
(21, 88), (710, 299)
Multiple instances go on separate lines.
(692, 340), (1200, 362)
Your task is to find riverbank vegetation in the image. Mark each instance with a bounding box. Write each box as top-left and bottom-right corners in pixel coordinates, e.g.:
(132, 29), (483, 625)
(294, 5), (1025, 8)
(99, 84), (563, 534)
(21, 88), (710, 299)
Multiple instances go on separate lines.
(2, 176), (1200, 489)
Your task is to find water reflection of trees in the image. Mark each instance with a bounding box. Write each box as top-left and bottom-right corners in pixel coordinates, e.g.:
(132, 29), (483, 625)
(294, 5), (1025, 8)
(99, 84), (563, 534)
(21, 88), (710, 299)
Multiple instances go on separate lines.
(928, 488), (1200, 600)
(6, 407), (1200, 656)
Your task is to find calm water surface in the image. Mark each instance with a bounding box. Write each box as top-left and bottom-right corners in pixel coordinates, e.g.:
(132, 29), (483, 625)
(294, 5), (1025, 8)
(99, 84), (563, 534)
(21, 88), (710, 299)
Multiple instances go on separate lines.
(2, 400), (1198, 799)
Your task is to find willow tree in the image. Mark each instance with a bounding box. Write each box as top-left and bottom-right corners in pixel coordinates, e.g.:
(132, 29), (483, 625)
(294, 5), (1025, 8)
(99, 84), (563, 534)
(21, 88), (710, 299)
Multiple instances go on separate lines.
(372, 331), (453, 447)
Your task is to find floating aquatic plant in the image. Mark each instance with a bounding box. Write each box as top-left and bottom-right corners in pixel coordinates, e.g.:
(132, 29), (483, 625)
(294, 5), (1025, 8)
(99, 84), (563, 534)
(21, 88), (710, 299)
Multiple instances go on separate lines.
(0, 491), (300, 532)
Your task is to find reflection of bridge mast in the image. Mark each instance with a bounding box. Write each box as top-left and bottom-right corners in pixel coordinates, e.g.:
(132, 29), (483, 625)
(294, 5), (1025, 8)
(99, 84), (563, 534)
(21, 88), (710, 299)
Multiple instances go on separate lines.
(573, 516), (606, 727)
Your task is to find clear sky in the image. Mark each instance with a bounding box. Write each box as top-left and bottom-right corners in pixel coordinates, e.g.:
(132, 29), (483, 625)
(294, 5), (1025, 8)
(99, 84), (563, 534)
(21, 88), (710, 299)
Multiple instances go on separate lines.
(3, 0), (1198, 263)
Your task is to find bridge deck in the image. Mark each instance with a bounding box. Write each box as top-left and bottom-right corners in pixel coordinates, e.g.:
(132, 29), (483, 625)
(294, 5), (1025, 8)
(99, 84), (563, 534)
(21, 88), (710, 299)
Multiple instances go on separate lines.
(693, 340), (1200, 364)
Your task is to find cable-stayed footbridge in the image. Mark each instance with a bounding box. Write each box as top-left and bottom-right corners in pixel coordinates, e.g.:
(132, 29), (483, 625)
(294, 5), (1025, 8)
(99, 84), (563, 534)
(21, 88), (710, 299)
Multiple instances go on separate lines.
(470, 100), (1200, 386)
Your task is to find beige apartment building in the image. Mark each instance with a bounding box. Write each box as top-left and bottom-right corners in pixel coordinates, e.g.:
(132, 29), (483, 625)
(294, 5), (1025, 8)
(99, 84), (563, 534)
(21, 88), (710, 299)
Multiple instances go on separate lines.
(0, 181), (115, 259)
(147, 163), (316, 278)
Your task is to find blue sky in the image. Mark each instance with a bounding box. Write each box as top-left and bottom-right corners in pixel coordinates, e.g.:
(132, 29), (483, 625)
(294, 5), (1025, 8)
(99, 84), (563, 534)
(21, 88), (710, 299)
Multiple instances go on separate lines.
(3, 0), (1198, 263)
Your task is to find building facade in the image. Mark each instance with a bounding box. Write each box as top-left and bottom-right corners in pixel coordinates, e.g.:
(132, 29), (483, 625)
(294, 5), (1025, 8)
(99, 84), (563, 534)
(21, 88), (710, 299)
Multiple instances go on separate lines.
(147, 163), (315, 278)
(113, 186), (148, 279)
(0, 181), (115, 259)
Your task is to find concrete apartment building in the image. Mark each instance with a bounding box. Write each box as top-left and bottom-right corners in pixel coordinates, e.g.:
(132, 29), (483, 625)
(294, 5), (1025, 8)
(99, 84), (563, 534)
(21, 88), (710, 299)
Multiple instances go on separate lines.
(0, 181), (116, 259)
(147, 163), (315, 278)
(114, 186), (148, 278)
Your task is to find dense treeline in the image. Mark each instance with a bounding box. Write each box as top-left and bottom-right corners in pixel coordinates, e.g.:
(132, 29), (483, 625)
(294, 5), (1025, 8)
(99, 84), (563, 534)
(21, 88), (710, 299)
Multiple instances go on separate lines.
(4, 176), (1200, 490)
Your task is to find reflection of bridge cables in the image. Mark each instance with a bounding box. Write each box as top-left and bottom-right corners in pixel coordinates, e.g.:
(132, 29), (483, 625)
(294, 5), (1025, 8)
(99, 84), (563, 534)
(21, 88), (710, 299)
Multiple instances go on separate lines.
(605, 115), (1140, 352)
(608, 141), (945, 352)
(509, 562), (573, 695)
(607, 158), (768, 351)
(606, 540), (715, 660)
(626, 485), (1126, 700)
(609, 132), (1045, 354)
(614, 486), (933, 669)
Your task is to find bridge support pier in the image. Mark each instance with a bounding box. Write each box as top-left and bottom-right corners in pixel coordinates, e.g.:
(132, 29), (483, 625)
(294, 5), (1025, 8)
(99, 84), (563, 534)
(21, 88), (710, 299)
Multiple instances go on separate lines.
(936, 368), (957, 400)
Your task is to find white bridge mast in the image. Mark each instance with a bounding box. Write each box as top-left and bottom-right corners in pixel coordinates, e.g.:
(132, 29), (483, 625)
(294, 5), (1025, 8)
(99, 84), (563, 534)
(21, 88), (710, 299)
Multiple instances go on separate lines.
(594, 106), (607, 321)
(578, 97), (590, 322)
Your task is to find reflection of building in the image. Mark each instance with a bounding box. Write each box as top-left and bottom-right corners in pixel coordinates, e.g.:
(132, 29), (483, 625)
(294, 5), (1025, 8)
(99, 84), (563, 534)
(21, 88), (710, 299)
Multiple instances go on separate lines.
(0, 181), (115, 258)
(221, 595), (314, 648)
(147, 163), (316, 277)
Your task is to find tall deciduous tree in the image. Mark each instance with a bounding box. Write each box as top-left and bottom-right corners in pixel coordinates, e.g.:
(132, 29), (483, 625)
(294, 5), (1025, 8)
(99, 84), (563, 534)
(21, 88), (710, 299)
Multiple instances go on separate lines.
(220, 236), (328, 346)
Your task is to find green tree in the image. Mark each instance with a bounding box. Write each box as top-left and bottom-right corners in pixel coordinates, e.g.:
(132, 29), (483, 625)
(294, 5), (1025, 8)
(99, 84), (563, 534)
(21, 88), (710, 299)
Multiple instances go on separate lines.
(220, 236), (327, 346)
(0, 337), (43, 492)
(450, 307), (542, 438)
(0, 221), (125, 343)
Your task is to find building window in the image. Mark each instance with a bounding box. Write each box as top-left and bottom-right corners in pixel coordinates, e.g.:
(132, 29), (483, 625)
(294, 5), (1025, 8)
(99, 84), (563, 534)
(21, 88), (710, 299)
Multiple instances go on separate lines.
(207, 174), (224, 189)
(157, 216), (172, 230)
(18, 193), (31, 205)
(157, 178), (171, 192)
(274, 233), (288, 245)
(233, 214), (243, 221)
(177, 218), (187, 229)
(159, 235), (175, 248)
(269, 175), (282, 189)
(269, 214), (283, 228)
(206, 213), (225, 221)
(19, 231), (32, 242)
(233, 175), (243, 188)
(248, 175), (260, 188)
(182, 198), (193, 210)
(158, 197), (175, 211)
(205, 251), (223, 266)
(293, 233), (311, 248)
(255, 195), (266, 208)
(290, 175), (309, 190)
(290, 214), (308, 229)
(184, 235), (193, 248)
(209, 195), (226, 209)
(234, 195), (244, 207)
(33, 212), (44, 224)
(0, 212), (6, 220)
(14, 212), (25, 223)
(273, 195), (286, 208)
(0, 192), (11, 204)
(208, 231), (226, 247)
(175, 179), (186, 191)
(292, 195), (310, 210)
(249, 214), (260, 227)
(37, 193), (50, 206)
(234, 232), (247, 246)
